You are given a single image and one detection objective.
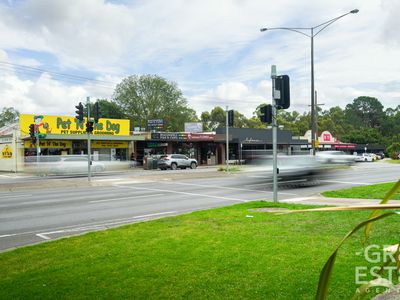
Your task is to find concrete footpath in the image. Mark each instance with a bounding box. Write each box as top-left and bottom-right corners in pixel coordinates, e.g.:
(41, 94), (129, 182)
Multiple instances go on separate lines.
(282, 195), (394, 207)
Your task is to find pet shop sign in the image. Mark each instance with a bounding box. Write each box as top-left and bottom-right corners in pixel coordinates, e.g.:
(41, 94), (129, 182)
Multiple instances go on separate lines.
(20, 114), (130, 136)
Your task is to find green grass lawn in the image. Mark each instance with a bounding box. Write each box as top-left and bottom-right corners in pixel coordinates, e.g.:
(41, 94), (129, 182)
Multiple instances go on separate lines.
(322, 182), (400, 200)
(385, 159), (400, 164)
(0, 202), (398, 299)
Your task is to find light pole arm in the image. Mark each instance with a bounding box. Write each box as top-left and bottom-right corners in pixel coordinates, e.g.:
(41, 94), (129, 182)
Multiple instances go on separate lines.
(313, 10), (359, 36)
(260, 27), (311, 38)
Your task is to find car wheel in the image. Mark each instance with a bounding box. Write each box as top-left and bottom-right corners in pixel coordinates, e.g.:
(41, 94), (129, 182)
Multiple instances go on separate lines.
(190, 162), (197, 169)
(171, 163), (178, 170)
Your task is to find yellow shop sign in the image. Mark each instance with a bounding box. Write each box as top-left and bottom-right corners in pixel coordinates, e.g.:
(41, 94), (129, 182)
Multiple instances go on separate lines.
(20, 114), (130, 136)
(1, 144), (12, 158)
(24, 140), (72, 149)
(92, 141), (128, 149)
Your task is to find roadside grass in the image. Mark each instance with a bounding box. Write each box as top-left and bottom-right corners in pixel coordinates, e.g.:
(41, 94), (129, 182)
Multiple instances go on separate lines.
(0, 201), (398, 299)
(385, 159), (400, 164)
(217, 165), (242, 172)
(322, 182), (400, 200)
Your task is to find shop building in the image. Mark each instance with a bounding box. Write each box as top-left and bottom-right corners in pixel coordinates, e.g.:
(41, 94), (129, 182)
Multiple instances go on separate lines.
(215, 127), (309, 163)
(294, 130), (356, 152)
(0, 114), (144, 172)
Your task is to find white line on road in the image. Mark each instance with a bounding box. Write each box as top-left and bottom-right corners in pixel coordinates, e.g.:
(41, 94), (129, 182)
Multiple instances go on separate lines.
(89, 193), (165, 203)
(1, 212), (179, 241)
(0, 194), (33, 199)
(320, 180), (370, 185)
(281, 197), (316, 203)
(164, 181), (296, 194)
(36, 233), (51, 240)
(0, 234), (17, 238)
(34, 211), (177, 240)
(114, 184), (247, 202)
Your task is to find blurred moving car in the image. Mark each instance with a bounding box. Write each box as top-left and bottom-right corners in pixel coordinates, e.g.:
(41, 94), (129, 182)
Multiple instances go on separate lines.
(316, 151), (355, 165)
(158, 154), (197, 170)
(277, 155), (331, 185)
(50, 155), (105, 174)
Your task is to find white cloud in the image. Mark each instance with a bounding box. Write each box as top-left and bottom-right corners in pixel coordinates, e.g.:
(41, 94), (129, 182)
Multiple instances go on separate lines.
(0, 0), (399, 119)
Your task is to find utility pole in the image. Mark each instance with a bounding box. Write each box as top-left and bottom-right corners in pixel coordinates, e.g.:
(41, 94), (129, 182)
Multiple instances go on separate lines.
(87, 96), (92, 182)
(271, 65), (278, 203)
(309, 90), (324, 150)
(36, 129), (40, 164)
(225, 105), (229, 172)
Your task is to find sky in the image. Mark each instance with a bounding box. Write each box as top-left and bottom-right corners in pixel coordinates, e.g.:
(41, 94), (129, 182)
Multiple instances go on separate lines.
(0, 0), (399, 118)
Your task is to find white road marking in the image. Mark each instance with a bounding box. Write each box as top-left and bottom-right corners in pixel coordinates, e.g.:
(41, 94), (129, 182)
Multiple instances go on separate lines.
(36, 233), (51, 240)
(0, 210), (178, 237)
(34, 211), (177, 240)
(0, 234), (17, 238)
(0, 194), (33, 198)
(281, 197), (316, 203)
(114, 184), (248, 202)
(320, 180), (370, 185)
(89, 193), (165, 203)
(166, 181), (272, 193)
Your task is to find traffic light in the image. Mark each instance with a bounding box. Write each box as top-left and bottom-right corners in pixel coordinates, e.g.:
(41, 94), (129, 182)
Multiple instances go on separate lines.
(75, 102), (84, 121)
(227, 110), (234, 127)
(86, 121), (94, 133)
(93, 101), (100, 123)
(29, 124), (35, 138)
(260, 105), (272, 123)
(275, 75), (290, 109)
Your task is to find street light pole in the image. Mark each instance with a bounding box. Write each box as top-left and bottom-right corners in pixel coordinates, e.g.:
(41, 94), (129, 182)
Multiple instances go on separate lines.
(260, 9), (359, 155)
(311, 28), (315, 154)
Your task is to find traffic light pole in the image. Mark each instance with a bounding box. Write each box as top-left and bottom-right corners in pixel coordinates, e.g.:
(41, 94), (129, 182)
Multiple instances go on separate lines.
(271, 65), (278, 203)
(87, 96), (92, 182)
(36, 129), (40, 164)
(225, 105), (229, 173)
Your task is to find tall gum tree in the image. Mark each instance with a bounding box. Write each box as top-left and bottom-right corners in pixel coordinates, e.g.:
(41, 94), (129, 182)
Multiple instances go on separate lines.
(113, 75), (197, 132)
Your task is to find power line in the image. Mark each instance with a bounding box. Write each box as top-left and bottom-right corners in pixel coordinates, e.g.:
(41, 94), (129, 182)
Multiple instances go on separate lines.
(0, 61), (119, 88)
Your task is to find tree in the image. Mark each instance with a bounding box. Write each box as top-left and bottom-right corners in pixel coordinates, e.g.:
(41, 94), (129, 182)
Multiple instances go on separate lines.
(200, 106), (226, 131)
(113, 75), (198, 132)
(344, 96), (384, 129)
(0, 107), (19, 127)
(84, 99), (126, 120)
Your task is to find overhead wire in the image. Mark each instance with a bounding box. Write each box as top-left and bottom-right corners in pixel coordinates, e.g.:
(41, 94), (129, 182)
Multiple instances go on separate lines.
(0, 61), (118, 90)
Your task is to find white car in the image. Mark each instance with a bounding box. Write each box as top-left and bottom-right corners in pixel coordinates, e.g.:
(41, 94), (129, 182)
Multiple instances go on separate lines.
(316, 151), (355, 165)
(50, 155), (105, 174)
(355, 153), (373, 162)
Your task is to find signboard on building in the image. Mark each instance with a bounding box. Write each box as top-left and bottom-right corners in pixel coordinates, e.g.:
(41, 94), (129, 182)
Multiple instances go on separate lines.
(24, 140), (72, 149)
(1, 144), (12, 158)
(151, 132), (187, 141)
(20, 114), (130, 136)
(92, 141), (128, 149)
(147, 119), (164, 131)
(184, 122), (203, 133)
(187, 133), (214, 141)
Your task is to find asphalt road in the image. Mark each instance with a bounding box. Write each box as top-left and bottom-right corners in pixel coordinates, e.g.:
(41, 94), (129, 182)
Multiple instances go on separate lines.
(0, 162), (399, 251)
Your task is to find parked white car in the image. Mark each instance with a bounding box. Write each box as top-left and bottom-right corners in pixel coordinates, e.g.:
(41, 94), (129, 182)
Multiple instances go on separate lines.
(316, 151), (355, 165)
(354, 153), (374, 162)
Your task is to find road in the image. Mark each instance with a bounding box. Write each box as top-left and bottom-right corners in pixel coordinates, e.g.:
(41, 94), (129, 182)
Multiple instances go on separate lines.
(0, 162), (399, 251)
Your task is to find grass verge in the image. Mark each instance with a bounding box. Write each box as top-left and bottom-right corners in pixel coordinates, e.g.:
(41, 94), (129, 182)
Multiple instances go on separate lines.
(217, 165), (242, 172)
(322, 182), (400, 200)
(385, 159), (400, 164)
(0, 201), (398, 299)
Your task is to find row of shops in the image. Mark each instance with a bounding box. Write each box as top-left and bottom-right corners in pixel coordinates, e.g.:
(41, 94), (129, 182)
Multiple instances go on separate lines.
(0, 113), (383, 172)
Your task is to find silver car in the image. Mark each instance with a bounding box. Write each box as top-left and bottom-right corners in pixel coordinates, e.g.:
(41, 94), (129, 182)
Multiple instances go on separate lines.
(158, 154), (197, 170)
(316, 151), (355, 165)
